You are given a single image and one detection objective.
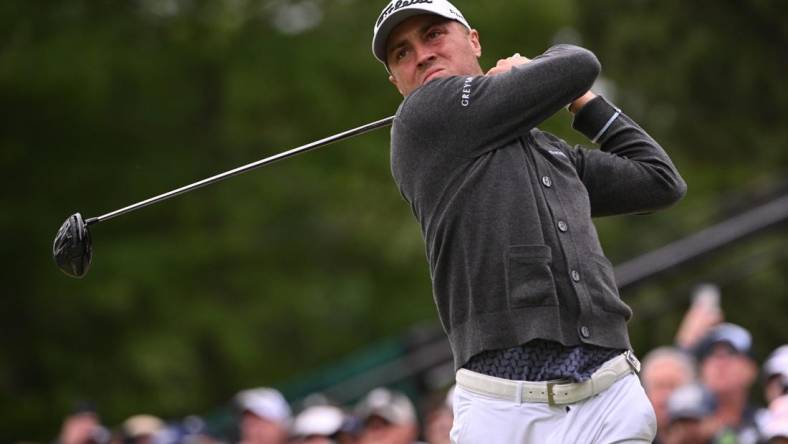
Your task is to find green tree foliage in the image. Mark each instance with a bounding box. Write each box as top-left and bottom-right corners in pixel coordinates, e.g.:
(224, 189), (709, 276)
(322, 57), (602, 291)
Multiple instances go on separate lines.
(0, 0), (785, 440)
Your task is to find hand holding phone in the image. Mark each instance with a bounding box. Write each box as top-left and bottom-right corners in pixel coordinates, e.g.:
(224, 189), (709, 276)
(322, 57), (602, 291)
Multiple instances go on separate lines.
(675, 284), (724, 349)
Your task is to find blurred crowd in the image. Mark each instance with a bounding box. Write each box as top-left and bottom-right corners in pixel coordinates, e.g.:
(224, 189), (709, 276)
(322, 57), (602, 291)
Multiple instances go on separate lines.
(642, 284), (788, 444)
(51, 384), (448, 444)
(49, 285), (787, 444)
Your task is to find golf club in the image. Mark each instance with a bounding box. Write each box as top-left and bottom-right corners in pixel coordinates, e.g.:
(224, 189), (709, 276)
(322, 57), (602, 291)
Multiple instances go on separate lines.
(53, 115), (395, 278)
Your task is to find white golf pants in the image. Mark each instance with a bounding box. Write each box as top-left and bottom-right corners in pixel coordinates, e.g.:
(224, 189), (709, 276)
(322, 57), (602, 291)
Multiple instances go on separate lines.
(450, 373), (657, 444)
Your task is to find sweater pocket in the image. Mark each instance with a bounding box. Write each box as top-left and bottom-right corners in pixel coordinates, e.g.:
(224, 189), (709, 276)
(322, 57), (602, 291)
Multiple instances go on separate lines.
(587, 254), (633, 319)
(506, 245), (559, 308)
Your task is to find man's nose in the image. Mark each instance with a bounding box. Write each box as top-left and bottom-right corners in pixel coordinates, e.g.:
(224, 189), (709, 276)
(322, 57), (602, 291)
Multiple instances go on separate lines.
(414, 45), (437, 69)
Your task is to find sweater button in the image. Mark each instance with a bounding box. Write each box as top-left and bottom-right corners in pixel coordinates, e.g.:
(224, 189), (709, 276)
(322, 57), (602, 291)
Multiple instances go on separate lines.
(541, 176), (552, 188)
(571, 270), (581, 282)
(580, 326), (591, 338)
(558, 221), (568, 232)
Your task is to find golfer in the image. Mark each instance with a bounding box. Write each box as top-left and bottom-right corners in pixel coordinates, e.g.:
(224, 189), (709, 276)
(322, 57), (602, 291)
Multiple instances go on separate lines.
(372, 1), (687, 442)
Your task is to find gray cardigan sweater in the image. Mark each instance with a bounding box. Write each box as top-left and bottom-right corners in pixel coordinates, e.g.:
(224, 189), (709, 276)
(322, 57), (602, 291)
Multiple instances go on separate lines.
(390, 45), (687, 370)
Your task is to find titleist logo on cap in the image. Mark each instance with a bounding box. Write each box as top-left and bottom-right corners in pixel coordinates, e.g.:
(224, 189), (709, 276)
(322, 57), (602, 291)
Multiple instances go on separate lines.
(376, 0), (434, 28)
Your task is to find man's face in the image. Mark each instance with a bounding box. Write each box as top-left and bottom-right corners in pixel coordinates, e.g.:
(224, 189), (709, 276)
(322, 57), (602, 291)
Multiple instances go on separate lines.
(385, 14), (483, 97)
(240, 411), (288, 444)
(766, 375), (788, 404)
(642, 356), (694, 431)
(358, 415), (417, 444)
(665, 418), (706, 444)
(299, 436), (334, 444)
(424, 407), (452, 444)
(60, 413), (100, 444)
(701, 343), (757, 396)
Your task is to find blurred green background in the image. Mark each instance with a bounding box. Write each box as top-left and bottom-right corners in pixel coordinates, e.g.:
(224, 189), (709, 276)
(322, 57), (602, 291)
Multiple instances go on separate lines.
(1, 0), (786, 440)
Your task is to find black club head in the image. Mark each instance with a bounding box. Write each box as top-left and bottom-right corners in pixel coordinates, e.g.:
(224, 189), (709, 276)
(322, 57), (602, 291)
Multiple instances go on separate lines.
(53, 212), (93, 278)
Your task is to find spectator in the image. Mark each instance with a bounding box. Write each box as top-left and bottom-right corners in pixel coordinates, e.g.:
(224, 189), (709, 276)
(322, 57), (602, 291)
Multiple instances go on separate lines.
(694, 323), (760, 444)
(764, 346), (788, 404)
(355, 388), (422, 444)
(187, 416), (223, 444)
(121, 415), (165, 444)
(235, 388), (291, 444)
(762, 396), (788, 444)
(675, 284), (724, 351)
(755, 346), (788, 436)
(422, 388), (453, 444)
(290, 405), (346, 444)
(56, 402), (108, 444)
(663, 383), (716, 444)
(640, 347), (697, 443)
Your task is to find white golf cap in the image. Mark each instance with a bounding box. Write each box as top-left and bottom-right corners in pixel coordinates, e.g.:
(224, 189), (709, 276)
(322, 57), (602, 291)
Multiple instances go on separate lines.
(355, 387), (417, 425)
(765, 345), (788, 379)
(122, 414), (165, 438)
(666, 383), (716, 423)
(291, 405), (345, 437)
(235, 387), (292, 425)
(372, 0), (471, 64)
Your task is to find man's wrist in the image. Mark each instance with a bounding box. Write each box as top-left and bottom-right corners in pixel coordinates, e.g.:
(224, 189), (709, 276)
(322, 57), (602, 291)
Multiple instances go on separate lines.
(571, 95), (622, 143)
(569, 91), (598, 114)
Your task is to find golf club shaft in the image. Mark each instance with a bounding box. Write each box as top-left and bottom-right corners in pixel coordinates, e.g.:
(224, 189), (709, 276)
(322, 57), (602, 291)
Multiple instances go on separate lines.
(85, 116), (395, 226)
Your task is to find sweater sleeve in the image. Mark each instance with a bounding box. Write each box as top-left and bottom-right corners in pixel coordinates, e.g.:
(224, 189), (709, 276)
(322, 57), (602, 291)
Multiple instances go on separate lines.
(566, 96), (687, 217)
(397, 44), (600, 158)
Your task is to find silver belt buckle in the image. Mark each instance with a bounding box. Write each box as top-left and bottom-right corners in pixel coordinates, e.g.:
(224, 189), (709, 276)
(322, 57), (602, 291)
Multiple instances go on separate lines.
(624, 350), (641, 374)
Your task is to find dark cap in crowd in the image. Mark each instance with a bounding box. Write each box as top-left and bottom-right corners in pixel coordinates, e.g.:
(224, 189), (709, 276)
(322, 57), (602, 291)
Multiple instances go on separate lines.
(355, 387), (417, 426)
(694, 323), (754, 361)
(667, 383), (717, 423)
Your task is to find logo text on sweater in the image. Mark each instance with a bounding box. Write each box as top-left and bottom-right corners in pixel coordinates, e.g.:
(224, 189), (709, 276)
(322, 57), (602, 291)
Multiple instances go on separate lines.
(461, 77), (473, 107)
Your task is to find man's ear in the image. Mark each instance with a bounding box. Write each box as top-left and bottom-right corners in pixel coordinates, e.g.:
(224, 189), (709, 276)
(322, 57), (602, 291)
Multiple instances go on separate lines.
(469, 29), (482, 58)
(389, 74), (405, 96)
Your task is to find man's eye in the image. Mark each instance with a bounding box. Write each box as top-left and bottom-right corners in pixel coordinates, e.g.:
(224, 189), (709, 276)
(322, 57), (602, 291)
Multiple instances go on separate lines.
(428, 27), (447, 39)
(396, 48), (409, 60)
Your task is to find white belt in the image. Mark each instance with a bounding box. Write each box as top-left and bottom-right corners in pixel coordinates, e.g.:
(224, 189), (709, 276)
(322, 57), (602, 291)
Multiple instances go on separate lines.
(455, 351), (641, 405)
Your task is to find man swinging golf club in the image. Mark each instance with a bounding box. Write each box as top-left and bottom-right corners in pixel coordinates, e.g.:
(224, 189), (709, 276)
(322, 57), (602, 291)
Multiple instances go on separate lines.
(372, 0), (687, 442)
